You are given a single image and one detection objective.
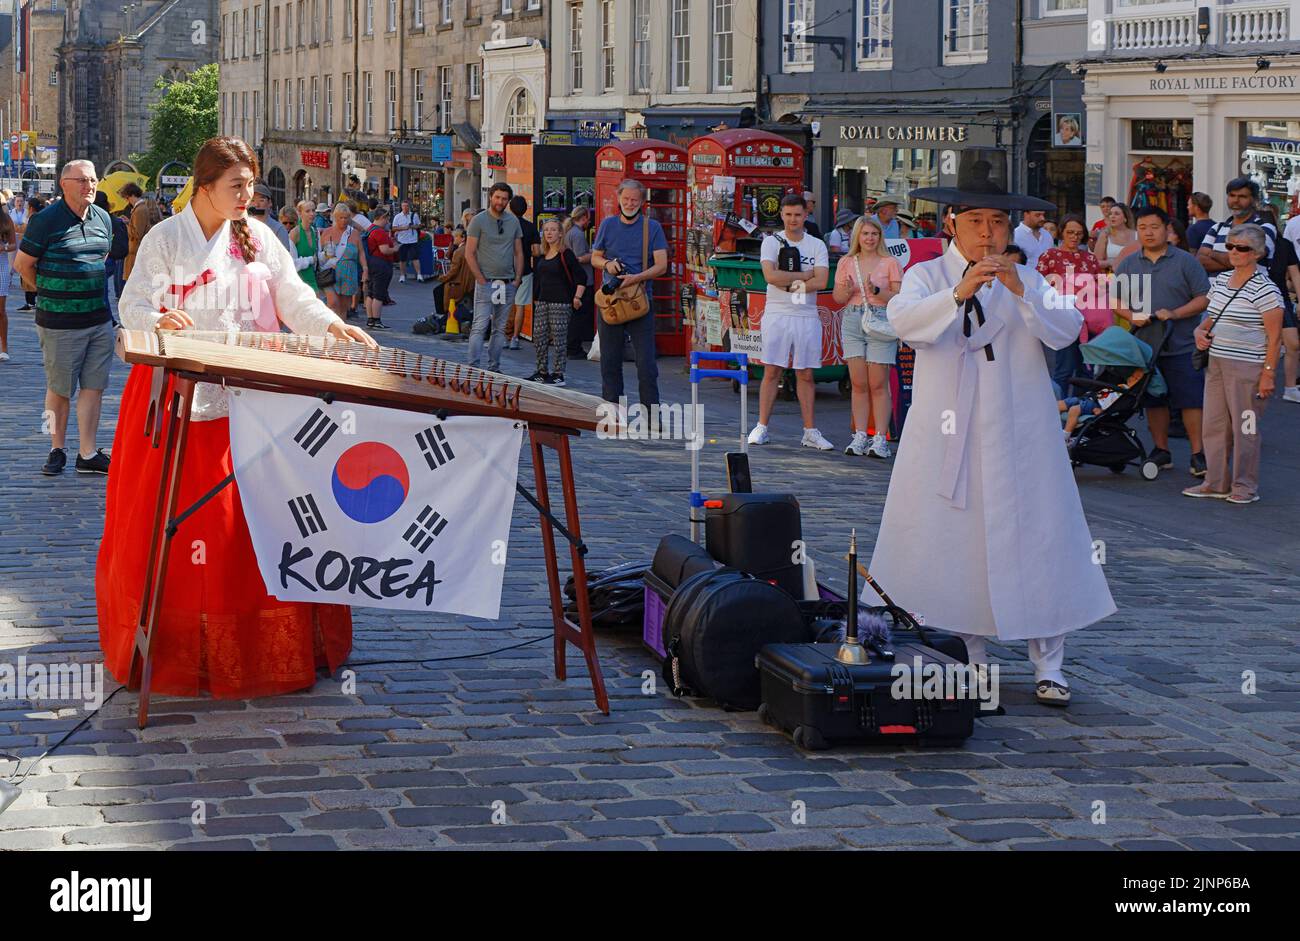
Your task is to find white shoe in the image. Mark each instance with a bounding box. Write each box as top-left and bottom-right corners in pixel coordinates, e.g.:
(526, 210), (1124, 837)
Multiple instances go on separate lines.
(801, 428), (834, 451)
(747, 423), (770, 446)
(399, 275), (406, 283)
(1035, 680), (1071, 706)
(1283, 386), (1300, 403)
(0, 351), (9, 362)
(866, 433), (892, 459)
(844, 430), (869, 456)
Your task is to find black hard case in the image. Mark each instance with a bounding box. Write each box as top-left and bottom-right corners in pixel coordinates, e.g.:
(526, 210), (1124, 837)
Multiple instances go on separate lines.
(756, 642), (977, 750)
(704, 494), (804, 597)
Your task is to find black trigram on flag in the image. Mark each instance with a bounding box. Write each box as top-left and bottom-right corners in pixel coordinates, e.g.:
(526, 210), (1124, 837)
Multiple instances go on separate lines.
(295, 408), (340, 457)
(416, 425), (455, 470)
(288, 493), (328, 538)
(402, 505), (448, 554)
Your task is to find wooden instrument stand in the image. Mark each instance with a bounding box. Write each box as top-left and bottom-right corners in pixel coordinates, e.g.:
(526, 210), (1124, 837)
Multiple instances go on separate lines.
(127, 367), (609, 728)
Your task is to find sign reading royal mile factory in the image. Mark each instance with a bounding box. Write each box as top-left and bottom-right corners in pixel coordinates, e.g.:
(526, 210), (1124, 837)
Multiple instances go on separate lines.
(1150, 73), (1298, 92)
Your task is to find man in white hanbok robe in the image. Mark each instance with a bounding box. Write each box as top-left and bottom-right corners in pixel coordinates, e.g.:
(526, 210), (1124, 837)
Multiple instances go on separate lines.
(870, 194), (1116, 706)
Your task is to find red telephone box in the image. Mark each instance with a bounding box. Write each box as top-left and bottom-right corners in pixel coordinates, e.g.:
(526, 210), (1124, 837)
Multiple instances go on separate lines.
(594, 140), (688, 355)
(686, 129), (805, 260)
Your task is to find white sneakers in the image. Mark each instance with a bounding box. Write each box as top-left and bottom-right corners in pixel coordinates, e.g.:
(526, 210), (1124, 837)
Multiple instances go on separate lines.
(801, 428), (834, 451)
(1283, 386), (1300, 404)
(749, 424), (869, 454)
(0, 351), (9, 363)
(399, 275), (406, 283)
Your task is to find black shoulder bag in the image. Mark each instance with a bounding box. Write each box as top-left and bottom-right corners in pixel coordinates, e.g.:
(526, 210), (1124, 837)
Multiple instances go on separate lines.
(1191, 279), (1250, 371)
(774, 235), (803, 273)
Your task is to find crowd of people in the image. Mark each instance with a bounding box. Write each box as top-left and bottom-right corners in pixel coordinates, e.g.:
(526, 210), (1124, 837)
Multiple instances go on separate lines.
(1010, 176), (1295, 504)
(6, 141), (1296, 511)
(2, 132), (1290, 713)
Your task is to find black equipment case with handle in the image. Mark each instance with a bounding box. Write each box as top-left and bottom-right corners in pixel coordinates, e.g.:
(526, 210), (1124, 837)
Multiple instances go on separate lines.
(757, 641), (977, 750)
(704, 494), (804, 597)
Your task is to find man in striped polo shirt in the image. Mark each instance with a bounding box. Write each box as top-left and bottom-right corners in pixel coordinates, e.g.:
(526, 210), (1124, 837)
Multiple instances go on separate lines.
(14, 159), (114, 476)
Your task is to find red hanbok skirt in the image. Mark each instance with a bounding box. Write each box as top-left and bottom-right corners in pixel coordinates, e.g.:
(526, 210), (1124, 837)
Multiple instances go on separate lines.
(96, 364), (352, 698)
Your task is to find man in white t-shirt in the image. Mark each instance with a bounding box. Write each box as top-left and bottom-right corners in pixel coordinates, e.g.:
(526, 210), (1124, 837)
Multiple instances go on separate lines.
(392, 200), (425, 283)
(1013, 209), (1053, 269)
(1283, 210), (1300, 259)
(748, 194), (833, 450)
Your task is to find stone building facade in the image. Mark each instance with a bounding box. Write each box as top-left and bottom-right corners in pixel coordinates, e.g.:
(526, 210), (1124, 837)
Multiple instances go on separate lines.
(58, 0), (219, 175)
(237, 0), (547, 220)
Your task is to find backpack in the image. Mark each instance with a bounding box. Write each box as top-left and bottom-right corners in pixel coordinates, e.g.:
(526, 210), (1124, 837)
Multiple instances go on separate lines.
(108, 216), (129, 261)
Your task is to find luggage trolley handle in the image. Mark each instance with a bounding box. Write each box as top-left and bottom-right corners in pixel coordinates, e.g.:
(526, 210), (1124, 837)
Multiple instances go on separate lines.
(688, 351), (750, 543)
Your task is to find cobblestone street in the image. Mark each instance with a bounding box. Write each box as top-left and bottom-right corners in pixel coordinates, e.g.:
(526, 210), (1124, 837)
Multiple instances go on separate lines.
(2, 278), (1299, 851)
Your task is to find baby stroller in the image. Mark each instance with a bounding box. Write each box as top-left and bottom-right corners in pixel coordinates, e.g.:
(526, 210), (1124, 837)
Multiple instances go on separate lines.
(1065, 324), (1169, 481)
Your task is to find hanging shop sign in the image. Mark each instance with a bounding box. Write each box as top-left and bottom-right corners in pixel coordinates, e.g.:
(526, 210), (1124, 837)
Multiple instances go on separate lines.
(576, 120), (620, 145)
(430, 136), (453, 163)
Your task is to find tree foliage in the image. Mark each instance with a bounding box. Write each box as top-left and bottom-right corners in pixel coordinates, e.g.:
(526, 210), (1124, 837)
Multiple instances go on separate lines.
(130, 64), (219, 182)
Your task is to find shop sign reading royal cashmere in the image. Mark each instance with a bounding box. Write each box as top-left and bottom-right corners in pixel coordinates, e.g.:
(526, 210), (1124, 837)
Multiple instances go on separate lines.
(812, 117), (996, 149)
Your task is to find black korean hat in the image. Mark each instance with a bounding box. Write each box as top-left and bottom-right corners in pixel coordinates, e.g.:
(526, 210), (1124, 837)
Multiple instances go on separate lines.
(909, 160), (1056, 214)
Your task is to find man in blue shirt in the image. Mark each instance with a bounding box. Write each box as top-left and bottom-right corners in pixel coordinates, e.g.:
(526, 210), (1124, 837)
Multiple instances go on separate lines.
(1115, 206), (1211, 477)
(590, 179), (668, 409)
(13, 159), (115, 476)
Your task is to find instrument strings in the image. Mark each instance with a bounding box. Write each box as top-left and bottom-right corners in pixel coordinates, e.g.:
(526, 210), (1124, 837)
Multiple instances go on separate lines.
(164, 329), (524, 410)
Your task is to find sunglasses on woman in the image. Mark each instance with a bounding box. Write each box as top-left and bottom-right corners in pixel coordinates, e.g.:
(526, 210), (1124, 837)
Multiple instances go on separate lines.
(1225, 243), (1254, 253)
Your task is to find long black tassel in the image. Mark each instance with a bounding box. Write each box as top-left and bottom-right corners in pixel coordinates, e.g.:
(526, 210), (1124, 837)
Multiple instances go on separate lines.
(961, 261), (996, 362)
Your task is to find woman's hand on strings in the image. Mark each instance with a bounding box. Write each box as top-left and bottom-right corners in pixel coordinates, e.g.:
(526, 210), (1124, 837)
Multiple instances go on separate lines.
(157, 309), (194, 331)
(328, 319), (379, 348)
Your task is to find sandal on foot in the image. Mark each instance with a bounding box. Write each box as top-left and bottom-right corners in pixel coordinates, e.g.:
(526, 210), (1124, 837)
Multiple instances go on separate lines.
(1036, 680), (1071, 706)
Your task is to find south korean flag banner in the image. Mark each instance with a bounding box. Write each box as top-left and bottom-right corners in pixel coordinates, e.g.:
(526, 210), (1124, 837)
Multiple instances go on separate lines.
(227, 387), (524, 618)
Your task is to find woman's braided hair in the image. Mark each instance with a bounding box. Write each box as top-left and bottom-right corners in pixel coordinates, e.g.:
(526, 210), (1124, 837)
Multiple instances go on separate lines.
(193, 136), (261, 263)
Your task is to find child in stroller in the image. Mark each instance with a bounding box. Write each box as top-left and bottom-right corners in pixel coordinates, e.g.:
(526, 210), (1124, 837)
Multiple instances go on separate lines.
(1063, 325), (1170, 479)
(1059, 391), (1114, 439)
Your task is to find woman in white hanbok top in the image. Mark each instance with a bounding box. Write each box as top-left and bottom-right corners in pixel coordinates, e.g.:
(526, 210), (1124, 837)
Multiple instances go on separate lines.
(96, 136), (377, 699)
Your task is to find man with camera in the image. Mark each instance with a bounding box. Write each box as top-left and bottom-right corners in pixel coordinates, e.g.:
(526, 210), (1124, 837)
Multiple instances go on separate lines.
(590, 179), (668, 410)
(748, 194), (832, 450)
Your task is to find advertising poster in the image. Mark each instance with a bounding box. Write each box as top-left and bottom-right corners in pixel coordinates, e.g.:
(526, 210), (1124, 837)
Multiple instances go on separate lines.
(572, 177), (595, 210)
(541, 177), (568, 212)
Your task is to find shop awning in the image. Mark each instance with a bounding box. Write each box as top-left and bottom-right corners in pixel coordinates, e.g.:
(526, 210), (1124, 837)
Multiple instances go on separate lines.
(453, 123), (481, 152)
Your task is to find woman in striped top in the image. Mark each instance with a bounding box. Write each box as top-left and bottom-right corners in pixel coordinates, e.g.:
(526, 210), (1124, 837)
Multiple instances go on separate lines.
(1184, 224), (1283, 504)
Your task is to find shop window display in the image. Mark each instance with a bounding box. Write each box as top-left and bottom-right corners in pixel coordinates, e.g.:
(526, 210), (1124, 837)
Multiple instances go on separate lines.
(1126, 119), (1193, 224)
(1239, 120), (1300, 223)
(831, 147), (1005, 237)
